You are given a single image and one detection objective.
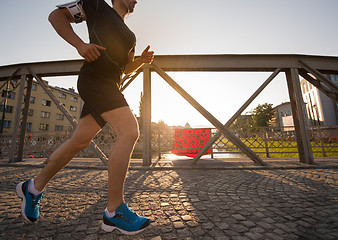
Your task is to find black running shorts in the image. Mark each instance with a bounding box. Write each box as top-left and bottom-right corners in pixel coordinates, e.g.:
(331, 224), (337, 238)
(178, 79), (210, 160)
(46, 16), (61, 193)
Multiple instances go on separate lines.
(77, 68), (128, 128)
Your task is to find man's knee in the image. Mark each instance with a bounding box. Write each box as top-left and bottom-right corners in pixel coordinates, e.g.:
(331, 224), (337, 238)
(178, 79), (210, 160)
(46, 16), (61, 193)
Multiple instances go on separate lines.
(68, 137), (91, 151)
(119, 126), (139, 143)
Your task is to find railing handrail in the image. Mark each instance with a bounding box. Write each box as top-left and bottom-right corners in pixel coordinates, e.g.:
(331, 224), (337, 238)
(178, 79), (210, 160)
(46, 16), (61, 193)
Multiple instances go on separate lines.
(1, 54), (338, 81)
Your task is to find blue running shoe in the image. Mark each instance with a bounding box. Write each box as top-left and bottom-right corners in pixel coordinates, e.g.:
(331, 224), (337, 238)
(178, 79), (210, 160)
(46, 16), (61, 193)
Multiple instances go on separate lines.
(101, 203), (151, 235)
(16, 180), (44, 222)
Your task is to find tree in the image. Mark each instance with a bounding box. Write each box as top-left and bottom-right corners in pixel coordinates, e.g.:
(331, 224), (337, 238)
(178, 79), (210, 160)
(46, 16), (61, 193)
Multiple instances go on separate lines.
(155, 120), (168, 131)
(231, 115), (253, 131)
(138, 92), (144, 131)
(251, 103), (274, 127)
(139, 92), (144, 119)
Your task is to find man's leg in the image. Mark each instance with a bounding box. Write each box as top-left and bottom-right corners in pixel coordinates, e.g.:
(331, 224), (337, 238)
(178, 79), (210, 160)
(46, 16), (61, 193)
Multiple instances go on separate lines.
(101, 106), (139, 212)
(17, 114), (101, 222)
(100, 106), (150, 235)
(34, 114), (102, 191)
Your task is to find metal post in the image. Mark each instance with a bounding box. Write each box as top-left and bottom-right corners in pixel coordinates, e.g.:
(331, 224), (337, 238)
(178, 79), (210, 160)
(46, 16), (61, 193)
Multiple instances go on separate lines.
(157, 129), (161, 160)
(16, 76), (33, 162)
(142, 66), (152, 166)
(264, 131), (270, 158)
(0, 80), (9, 134)
(9, 74), (26, 162)
(286, 68), (314, 164)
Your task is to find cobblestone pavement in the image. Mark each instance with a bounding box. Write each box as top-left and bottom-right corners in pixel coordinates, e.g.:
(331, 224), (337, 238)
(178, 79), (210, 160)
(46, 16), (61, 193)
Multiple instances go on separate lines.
(0, 164), (337, 239)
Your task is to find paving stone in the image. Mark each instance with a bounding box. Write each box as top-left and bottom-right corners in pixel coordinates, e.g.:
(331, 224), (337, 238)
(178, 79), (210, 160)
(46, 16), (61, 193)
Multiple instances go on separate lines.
(162, 232), (178, 239)
(186, 220), (198, 228)
(265, 233), (284, 240)
(177, 229), (191, 238)
(202, 222), (214, 230)
(181, 215), (192, 221)
(83, 234), (98, 240)
(191, 227), (206, 237)
(272, 228), (286, 236)
(75, 224), (88, 232)
(232, 214), (246, 221)
(161, 226), (173, 233)
(215, 222), (230, 230)
(256, 221), (273, 230)
(232, 236), (251, 240)
(173, 221), (185, 229)
(242, 220), (256, 228)
(245, 231), (264, 240)
(170, 215), (181, 222)
(231, 224), (249, 233)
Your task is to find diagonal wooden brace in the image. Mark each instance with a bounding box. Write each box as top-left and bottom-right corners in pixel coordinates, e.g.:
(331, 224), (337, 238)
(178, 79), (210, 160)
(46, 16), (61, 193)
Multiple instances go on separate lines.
(298, 60), (338, 103)
(120, 69), (142, 92)
(151, 62), (267, 166)
(192, 68), (281, 165)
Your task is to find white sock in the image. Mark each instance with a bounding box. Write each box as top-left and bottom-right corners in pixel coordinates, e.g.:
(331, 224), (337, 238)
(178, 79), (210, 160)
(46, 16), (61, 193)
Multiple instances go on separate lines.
(28, 179), (42, 196)
(105, 208), (115, 218)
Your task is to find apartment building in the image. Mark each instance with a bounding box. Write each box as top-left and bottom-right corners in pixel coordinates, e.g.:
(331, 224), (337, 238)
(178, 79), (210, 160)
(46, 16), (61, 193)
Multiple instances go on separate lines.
(300, 75), (338, 126)
(271, 102), (294, 131)
(0, 80), (83, 134)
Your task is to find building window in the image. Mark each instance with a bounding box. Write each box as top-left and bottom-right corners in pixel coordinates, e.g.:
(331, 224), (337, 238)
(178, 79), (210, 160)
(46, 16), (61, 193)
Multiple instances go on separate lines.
(30, 96), (35, 104)
(0, 120), (11, 128)
(27, 122), (32, 131)
(41, 111), (50, 118)
(58, 92), (67, 99)
(71, 96), (78, 102)
(56, 113), (64, 120)
(28, 109), (34, 116)
(0, 105), (13, 113)
(11, 80), (18, 87)
(32, 84), (37, 91)
(42, 99), (51, 106)
(2, 90), (15, 99)
(70, 106), (77, 112)
(40, 123), (49, 131)
(55, 125), (64, 131)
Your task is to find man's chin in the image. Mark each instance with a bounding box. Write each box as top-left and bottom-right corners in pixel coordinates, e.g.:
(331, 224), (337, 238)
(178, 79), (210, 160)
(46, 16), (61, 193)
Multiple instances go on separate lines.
(129, 5), (136, 12)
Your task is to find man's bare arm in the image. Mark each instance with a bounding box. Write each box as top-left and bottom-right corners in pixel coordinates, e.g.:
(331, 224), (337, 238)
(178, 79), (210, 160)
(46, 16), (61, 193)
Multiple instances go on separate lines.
(48, 8), (105, 62)
(124, 46), (154, 75)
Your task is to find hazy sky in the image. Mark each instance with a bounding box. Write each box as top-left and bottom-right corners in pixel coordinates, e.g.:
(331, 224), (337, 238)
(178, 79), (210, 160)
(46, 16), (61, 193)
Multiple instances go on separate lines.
(1, 0), (338, 127)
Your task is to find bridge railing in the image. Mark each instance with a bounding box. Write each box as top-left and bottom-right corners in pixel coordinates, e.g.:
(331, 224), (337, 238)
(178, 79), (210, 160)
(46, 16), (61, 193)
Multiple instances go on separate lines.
(1, 126), (336, 160)
(1, 54), (338, 165)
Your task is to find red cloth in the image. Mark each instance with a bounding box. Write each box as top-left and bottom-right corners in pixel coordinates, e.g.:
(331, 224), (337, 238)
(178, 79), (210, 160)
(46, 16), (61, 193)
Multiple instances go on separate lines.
(172, 128), (211, 157)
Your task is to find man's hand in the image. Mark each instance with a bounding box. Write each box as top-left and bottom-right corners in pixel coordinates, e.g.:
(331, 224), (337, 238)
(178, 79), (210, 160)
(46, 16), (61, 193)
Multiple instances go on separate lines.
(140, 45), (154, 64)
(76, 43), (106, 62)
(124, 45), (155, 75)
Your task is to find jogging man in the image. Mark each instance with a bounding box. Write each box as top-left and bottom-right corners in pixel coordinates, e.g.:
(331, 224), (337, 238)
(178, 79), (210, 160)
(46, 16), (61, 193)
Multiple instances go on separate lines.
(16, 0), (154, 235)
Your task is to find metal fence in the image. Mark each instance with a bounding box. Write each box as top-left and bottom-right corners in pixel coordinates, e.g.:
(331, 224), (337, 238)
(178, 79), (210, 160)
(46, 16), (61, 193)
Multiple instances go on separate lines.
(211, 125), (338, 158)
(1, 125), (337, 160)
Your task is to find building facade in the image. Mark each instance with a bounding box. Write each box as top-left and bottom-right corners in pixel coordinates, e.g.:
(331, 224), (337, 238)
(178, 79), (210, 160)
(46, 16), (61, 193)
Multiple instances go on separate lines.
(272, 102), (294, 131)
(300, 75), (338, 126)
(0, 80), (83, 134)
